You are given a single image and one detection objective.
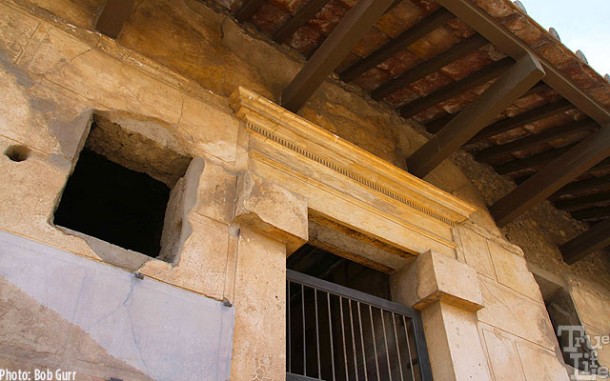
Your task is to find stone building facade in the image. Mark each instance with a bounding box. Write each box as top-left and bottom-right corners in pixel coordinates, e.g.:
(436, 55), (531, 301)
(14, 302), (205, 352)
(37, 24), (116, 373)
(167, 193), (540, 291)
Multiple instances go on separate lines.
(0, 0), (608, 380)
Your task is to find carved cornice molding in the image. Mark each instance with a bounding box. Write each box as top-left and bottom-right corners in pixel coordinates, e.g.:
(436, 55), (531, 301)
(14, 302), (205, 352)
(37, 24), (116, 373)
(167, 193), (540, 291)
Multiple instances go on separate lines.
(230, 87), (476, 258)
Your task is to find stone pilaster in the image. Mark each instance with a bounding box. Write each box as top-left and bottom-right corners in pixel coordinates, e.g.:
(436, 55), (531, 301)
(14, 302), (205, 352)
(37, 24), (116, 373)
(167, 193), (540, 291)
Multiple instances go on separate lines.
(230, 171), (308, 380)
(391, 251), (492, 381)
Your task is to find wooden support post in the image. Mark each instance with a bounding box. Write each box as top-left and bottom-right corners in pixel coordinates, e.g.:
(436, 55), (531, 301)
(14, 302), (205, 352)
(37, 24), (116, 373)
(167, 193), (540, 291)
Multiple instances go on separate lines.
(490, 125), (610, 226)
(560, 219), (610, 264)
(281, 0), (395, 112)
(406, 53), (545, 178)
(96, 0), (136, 39)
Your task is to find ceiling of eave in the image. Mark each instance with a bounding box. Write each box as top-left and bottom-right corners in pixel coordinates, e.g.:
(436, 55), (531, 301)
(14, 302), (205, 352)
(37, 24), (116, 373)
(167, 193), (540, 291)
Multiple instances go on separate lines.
(220, 0), (610, 253)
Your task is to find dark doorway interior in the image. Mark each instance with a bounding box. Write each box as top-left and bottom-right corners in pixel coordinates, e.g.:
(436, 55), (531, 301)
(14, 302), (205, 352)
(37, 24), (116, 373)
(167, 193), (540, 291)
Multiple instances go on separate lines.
(287, 244), (426, 381)
(54, 149), (170, 257)
(287, 244), (391, 300)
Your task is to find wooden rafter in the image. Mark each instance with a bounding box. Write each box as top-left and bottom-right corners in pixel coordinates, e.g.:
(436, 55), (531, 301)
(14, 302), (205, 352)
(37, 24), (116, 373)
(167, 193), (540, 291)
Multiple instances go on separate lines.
(470, 99), (574, 143)
(554, 191), (610, 212)
(475, 119), (597, 163)
(273, 0), (329, 43)
(435, 0), (610, 126)
(372, 34), (488, 100)
(340, 8), (454, 82)
(426, 82), (552, 135)
(400, 57), (513, 118)
(425, 116), (454, 134)
(235, 0), (266, 22)
(560, 219), (610, 264)
(95, 0), (136, 39)
(495, 145), (573, 176)
(572, 207), (610, 222)
(551, 173), (610, 200)
(490, 126), (610, 226)
(591, 158), (610, 174)
(406, 53), (545, 178)
(281, 0), (395, 112)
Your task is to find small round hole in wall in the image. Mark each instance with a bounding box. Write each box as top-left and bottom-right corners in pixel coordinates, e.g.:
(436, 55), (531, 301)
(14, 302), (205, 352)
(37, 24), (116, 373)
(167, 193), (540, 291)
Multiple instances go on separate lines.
(4, 145), (31, 162)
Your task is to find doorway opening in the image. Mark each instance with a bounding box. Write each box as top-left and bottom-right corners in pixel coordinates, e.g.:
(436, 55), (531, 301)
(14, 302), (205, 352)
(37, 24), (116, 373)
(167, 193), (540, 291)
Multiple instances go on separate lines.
(286, 244), (430, 381)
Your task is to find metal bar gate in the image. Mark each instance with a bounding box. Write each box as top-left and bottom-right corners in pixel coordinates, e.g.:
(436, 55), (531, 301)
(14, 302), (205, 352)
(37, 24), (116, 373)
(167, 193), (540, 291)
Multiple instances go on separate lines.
(287, 269), (433, 381)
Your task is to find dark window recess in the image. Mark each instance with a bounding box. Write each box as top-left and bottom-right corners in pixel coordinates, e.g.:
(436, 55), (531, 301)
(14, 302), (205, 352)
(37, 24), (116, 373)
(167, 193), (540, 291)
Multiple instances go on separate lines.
(54, 149), (170, 257)
(546, 291), (600, 372)
(533, 274), (600, 372)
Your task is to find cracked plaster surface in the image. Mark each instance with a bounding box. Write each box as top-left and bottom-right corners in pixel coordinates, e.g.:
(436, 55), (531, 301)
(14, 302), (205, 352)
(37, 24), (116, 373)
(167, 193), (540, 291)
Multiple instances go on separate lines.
(0, 230), (235, 381)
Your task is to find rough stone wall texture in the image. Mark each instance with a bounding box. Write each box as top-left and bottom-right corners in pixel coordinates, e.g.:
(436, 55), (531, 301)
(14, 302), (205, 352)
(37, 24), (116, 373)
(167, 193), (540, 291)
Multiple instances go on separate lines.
(0, 0), (607, 379)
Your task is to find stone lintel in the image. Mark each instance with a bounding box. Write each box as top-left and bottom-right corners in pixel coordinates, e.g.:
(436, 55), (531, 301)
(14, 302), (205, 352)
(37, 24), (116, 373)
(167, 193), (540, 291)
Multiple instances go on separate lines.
(392, 250), (484, 312)
(230, 86), (476, 226)
(234, 171), (308, 254)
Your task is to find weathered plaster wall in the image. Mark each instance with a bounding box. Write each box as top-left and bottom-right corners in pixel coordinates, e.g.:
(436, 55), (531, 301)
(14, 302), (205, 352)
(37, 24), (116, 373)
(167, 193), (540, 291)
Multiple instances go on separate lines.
(0, 231), (234, 381)
(0, 0), (607, 380)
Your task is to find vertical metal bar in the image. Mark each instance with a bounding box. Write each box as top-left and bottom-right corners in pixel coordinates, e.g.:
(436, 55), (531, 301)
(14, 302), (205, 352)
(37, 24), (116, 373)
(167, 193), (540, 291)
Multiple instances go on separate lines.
(392, 313), (405, 381)
(402, 316), (417, 381)
(381, 310), (393, 381)
(357, 302), (369, 381)
(288, 281), (292, 373)
(349, 299), (360, 381)
(328, 293), (336, 381)
(340, 297), (350, 381)
(369, 306), (381, 381)
(302, 284), (307, 377)
(286, 271), (431, 380)
(412, 313), (433, 381)
(315, 289), (321, 379)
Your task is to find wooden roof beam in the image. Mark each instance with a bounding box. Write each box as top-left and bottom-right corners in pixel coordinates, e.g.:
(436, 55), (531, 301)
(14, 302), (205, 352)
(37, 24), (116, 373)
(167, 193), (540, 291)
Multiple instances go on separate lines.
(400, 57), (513, 118)
(470, 99), (574, 143)
(340, 8), (454, 82)
(435, 0), (610, 126)
(95, 0), (136, 39)
(495, 145), (573, 176)
(554, 191), (610, 212)
(406, 53), (545, 178)
(571, 207), (610, 222)
(281, 0), (395, 112)
(490, 125), (610, 226)
(273, 0), (329, 43)
(475, 119), (597, 163)
(372, 34), (488, 100)
(560, 219), (610, 264)
(551, 173), (610, 200)
(235, 0), (266, 22)
(426, 82), (551, 135)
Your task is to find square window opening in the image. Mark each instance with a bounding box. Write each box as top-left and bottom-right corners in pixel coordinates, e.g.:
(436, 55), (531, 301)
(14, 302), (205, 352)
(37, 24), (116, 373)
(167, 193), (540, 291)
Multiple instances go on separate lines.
(54, 114), (192, 262)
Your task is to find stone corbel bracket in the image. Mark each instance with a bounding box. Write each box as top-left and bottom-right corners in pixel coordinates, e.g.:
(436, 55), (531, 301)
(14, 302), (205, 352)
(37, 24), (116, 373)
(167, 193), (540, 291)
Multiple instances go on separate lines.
(230, 87), (476, 261)
(392, 250), (484, 312)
